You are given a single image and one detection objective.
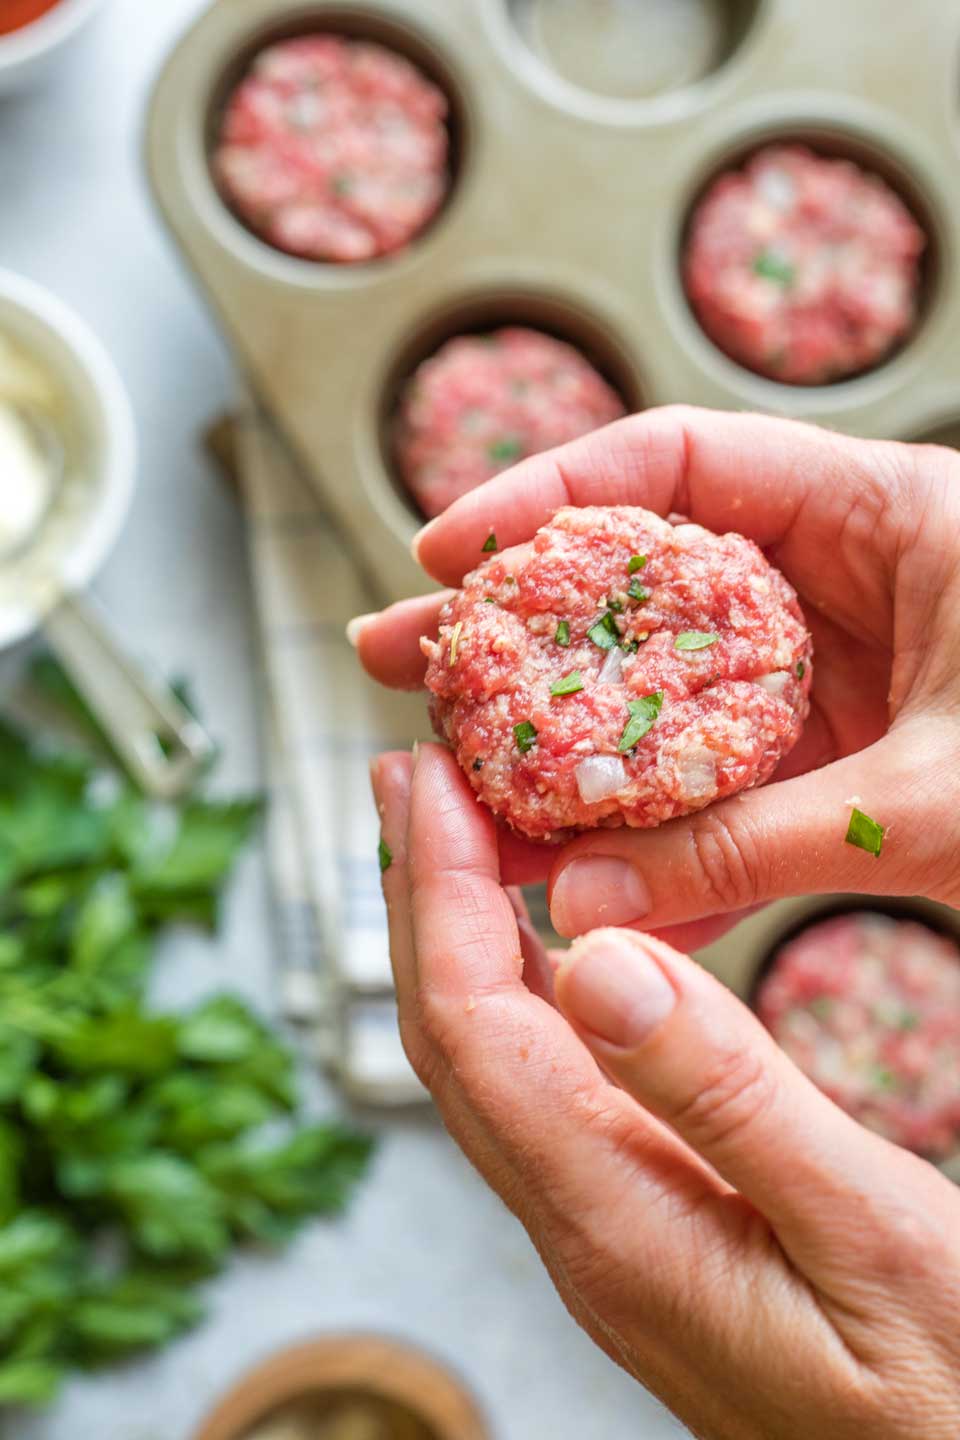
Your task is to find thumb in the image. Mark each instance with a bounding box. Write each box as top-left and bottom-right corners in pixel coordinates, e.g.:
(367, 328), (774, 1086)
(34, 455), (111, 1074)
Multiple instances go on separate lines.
(554, 926), (945, 1278)
(548, 722), (953, 938)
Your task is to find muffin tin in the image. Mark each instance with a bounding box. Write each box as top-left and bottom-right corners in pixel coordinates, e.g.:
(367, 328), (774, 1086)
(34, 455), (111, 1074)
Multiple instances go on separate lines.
(146, 0), (960, 605)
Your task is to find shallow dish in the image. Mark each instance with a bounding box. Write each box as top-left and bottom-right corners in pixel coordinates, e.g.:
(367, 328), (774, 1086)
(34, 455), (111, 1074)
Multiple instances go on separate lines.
(0, 0), (108, 92)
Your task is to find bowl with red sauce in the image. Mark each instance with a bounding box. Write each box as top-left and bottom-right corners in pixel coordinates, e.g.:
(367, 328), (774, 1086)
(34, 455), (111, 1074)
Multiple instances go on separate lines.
(0, 0), (108, 92)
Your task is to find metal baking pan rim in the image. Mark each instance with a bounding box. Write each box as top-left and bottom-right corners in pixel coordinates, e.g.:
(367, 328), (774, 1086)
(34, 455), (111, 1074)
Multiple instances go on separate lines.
(359, 277), (651, 530)
(652, 94), (955, 407)
(181, 1), (478, 292)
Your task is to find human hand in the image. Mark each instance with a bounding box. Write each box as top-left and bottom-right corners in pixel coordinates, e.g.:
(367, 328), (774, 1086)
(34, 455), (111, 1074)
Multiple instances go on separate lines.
(354, 406), (960, 941)
(371, 742), (960, 1440)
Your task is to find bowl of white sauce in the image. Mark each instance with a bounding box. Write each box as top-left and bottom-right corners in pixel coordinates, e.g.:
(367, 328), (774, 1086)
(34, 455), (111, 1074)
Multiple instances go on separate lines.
(0, 270), (212, 797)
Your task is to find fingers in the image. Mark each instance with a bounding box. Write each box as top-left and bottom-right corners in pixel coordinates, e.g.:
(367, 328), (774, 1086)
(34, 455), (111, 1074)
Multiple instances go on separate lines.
(369, 751), (416, 1006)
(548, 719), (959, 937)
(402, 744), (723, 1222)
(496, 827), (555, 886)
(553, 926), (951, 1281)
(506, 886), (556, 1006)
(349, 591), (449, 689)
(412, 406), (910, 610)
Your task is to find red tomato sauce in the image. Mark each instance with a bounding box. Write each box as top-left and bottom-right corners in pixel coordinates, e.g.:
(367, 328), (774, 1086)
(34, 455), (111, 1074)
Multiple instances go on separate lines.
(0, 0), (62, 35)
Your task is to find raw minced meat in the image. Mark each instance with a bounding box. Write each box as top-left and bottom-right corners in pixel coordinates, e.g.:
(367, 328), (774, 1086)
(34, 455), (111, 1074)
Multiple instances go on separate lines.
(394, 328), (626, 518)
(756, 912), (960, 1162)
(683, 144), (925, 385)
(421, 506), (812, 841)
(213, 35), (450, 263)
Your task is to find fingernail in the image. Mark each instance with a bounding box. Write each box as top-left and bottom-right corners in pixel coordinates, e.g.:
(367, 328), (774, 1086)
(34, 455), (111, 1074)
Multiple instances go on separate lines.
(559, 931), (676, 1048)
(346, 613), (377, 647)
(369, 757), (384, 811)
(550, 857), (650, 938)
(410, 518), (439, 564)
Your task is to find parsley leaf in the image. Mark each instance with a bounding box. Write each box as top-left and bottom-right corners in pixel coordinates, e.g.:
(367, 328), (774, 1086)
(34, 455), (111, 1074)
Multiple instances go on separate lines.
(488, 437), (523, 465)
(514, 721), (538, 754)
(845, 807), (884, 858)
(378, 836), (392, 873)
(753, 249), (795, 285)
(481, 532), (498, 553)
(675, 631), (719, 651)
(550, 671), (584, 698)
(555, 620), (570, 647)
(618, 692), (664, 752)
(587, 612), (621, 650)
(628, 555), (647, 574)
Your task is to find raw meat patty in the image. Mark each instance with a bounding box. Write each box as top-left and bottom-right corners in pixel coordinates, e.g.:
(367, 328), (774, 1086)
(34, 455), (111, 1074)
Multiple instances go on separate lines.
(683, 144), (926, 385)
(394, 328), (626, 518)
(422, 506), (812, 841)
(213, 35), (450, 263)
(756, 912), (960, 1162)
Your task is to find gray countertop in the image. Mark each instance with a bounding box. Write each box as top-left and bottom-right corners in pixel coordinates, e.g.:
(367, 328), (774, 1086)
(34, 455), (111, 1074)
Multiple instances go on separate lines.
(0, 4), (687, 1436)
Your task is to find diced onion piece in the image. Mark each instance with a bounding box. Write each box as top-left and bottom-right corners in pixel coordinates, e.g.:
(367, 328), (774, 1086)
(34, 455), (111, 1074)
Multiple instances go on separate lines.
(676, 746), (716, 801)
(756, 167), (796, 211)
(671, 522), (710, 542)
(598, 646), (623, 685)
(575, 754), (627, 804)
(756, 670), (790, 696)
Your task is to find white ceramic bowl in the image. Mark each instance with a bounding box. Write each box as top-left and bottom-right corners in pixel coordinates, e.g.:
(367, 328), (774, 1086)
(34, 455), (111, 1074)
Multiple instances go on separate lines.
(0, 0), (108, 93)
(0, 268), (135, 648)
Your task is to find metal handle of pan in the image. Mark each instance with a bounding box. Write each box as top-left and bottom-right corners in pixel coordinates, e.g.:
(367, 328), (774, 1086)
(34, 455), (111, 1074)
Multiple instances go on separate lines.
(42, 592), (215, 799)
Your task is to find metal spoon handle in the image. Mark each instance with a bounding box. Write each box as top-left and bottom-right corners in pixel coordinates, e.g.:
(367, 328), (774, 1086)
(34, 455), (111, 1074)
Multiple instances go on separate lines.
(43, 593), (215, 798)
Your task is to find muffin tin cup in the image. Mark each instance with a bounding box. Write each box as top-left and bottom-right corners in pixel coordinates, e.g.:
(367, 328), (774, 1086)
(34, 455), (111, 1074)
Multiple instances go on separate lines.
(697, 895), (960, 1179)
(147, 0), (960, 604)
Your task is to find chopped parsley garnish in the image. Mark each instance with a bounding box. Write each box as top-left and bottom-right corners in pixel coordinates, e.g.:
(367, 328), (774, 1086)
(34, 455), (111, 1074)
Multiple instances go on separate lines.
(448, 620), (463, 666)
(607, 596), (624, 614)
(378, 837), (393, 873)
(753, 249), (796, 285)
(622, 638), (640, 654)
(627, 579), (650, 604)
(617, 690), (664, 752)
(551, 670), (583, 698)
(513, 720), (538, 754)
(481, 532), (498, 554)
(845, 807), (884, 858)
(488, 437), (523, 465)
(628, 554), (647, 574)
(555, 620), (570, 647)
(587, 611), (621, 651)
(483, 597), (497, 604)
(796, 660), (805, 679)
(675, 631), (719, 651)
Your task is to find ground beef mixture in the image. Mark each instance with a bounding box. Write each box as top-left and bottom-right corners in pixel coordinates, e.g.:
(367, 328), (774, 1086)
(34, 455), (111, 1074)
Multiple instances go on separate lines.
(214, 35), (450, 263)
(756, 911), (960, 1162)
(395, 328), (626, 518)
(422, 505), (812, 841)
(683, 144), (925, 384)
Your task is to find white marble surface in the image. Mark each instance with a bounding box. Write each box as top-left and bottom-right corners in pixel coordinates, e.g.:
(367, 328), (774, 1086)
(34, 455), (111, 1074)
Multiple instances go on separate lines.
(0, 4), (688, 1437)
